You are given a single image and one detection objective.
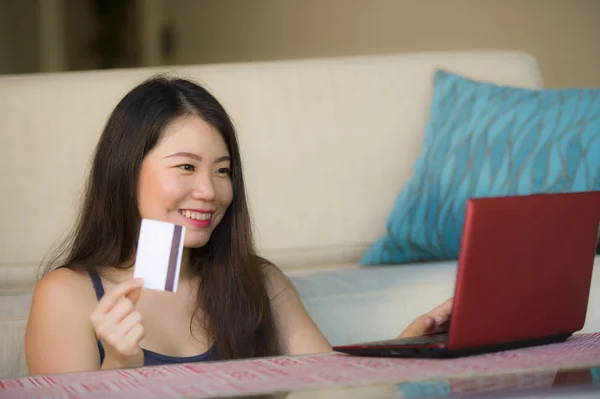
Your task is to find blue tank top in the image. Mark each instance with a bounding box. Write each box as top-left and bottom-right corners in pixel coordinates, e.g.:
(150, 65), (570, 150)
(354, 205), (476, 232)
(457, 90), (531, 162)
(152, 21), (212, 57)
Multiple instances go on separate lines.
(88, 269), (217, 366)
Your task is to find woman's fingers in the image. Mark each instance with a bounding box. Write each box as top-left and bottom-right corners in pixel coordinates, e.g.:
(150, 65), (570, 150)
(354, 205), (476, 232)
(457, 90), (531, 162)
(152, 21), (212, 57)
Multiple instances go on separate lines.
(397, 298), (455, 338)
(101, 297), (134, 326)
(432, 298), (454, 316)
(94, 278), (144, 315)
(398, 315), (432, 338)
(114, 310), (143, 337)
(114, 324), (145, 356)
(88, 277), (146, 369)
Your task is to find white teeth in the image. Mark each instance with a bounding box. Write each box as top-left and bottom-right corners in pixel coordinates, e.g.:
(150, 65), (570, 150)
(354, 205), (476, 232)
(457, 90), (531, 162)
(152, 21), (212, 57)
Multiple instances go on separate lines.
(181, 210), (211, 221)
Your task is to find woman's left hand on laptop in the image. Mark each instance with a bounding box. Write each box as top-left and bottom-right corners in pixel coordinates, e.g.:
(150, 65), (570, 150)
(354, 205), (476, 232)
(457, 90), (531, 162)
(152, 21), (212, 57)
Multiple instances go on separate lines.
(397, 298), (453, 338)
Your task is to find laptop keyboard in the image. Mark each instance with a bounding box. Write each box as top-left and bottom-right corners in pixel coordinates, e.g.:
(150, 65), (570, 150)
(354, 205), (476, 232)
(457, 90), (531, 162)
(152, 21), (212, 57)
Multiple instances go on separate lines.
(364, 333), (448, 347)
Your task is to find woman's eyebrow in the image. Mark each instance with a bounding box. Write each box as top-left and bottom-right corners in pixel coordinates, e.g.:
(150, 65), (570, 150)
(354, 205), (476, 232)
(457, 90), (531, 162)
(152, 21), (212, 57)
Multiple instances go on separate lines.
(165, 151), (202, 161)
(164, 152), (231, 162)
(216, 155), (232, 162)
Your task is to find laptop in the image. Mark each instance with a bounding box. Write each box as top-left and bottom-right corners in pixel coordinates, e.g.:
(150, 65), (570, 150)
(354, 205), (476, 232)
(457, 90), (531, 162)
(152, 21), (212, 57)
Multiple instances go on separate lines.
(333, 190), (600, 358)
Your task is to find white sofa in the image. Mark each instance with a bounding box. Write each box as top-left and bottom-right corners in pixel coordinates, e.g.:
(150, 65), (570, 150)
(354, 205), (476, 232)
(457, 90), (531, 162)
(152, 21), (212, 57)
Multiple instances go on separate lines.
(1, 51), (598, 379)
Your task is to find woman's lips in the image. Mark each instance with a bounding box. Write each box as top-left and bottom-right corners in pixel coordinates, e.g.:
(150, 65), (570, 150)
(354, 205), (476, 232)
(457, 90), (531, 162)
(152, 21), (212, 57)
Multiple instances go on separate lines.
(179, 209), (213, 228)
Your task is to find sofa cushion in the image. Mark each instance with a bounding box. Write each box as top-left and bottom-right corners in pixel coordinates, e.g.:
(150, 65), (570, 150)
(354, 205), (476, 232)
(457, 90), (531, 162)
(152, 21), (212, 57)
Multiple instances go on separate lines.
(288, 256), (600, 346)
(0, 319), (28, 379)
(362, 70), (600, 265)
(288, 261), (457, 346)
(0, 293), (32, 378)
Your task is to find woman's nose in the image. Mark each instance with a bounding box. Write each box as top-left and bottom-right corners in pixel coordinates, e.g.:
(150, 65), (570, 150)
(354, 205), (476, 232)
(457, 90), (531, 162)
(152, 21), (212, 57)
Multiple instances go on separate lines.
(191, 176), (216, 201)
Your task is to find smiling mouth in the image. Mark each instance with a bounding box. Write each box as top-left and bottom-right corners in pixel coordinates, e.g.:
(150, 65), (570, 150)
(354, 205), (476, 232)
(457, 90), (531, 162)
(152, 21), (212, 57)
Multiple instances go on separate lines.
(179, 210), (213, 221)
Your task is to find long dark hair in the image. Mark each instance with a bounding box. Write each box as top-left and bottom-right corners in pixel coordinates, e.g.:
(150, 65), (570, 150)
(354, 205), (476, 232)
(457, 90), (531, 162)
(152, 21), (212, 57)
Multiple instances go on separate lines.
(42, 75), (279, 360)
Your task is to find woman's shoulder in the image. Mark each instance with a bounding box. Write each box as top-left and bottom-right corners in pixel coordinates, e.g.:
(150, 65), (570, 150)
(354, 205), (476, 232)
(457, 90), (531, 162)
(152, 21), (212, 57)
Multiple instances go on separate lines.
(258, 259), (296, 301)
(32, 266), (98, 311)
(26, 265), (105, 375)
(37, 265), (93, 289)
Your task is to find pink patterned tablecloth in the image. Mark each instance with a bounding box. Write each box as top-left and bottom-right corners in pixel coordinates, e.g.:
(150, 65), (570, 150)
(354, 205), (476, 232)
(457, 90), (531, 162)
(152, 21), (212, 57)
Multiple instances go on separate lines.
(2, 333), (600, 399)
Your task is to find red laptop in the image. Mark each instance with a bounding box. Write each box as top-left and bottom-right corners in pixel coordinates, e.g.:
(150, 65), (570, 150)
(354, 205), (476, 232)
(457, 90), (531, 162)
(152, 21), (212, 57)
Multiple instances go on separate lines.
(333, 191), (600, 358)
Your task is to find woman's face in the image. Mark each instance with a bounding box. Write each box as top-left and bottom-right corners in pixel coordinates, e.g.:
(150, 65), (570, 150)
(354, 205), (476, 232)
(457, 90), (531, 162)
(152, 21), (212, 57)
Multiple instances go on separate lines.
(137, 115), (234, 248)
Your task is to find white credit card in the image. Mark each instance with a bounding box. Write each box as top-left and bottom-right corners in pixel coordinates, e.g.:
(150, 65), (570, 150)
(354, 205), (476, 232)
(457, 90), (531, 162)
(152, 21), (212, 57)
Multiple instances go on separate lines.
(133, 219), (186, 292)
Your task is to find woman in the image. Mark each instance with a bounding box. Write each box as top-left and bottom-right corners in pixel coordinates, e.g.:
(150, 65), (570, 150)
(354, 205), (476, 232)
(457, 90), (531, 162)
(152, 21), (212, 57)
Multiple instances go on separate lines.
(25, 76), (452, 375)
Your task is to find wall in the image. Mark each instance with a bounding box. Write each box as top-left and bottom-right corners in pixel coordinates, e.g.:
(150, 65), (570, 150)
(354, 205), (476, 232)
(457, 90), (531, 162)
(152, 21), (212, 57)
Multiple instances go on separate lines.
(0, 0), (9, 74)
(164, 0), (600, 88)
(0, 0), (41, 74)
(64, 0), (98, 72)
(38, 0), (66, 72)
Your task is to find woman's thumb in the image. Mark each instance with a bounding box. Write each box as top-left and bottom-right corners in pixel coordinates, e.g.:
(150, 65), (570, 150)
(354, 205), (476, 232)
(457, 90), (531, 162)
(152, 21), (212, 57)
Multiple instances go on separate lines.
(126, 279), (144, 305)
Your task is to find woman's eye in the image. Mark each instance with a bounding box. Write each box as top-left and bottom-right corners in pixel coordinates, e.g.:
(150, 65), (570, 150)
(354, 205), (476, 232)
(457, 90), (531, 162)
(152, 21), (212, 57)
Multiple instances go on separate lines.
(178, 164), (195, 172)
(216, 167), (232, 177)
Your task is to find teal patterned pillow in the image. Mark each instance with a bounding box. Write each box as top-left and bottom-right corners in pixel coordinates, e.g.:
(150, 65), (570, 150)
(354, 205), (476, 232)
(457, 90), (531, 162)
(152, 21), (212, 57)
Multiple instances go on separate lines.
(362, 70), (600, 265)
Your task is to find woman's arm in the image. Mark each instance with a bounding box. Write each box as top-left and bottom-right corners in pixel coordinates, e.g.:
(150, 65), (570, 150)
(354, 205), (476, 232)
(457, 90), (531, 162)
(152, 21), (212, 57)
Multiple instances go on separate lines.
(264, 265), (333, 355)
(25, 267), (101, 375)
(265, 264), (454, 356)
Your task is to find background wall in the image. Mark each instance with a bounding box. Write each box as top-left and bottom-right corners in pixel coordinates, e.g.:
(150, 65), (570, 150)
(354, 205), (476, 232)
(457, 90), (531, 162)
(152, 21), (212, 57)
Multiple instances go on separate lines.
(161, 0), (600, 88)
(0, 0), (599, 86)
(0, 0), (41, 75)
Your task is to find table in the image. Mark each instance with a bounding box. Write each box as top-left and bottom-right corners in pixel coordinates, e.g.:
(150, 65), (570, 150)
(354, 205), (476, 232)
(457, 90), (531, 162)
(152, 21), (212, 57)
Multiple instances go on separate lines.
(2, 333), (600, 398)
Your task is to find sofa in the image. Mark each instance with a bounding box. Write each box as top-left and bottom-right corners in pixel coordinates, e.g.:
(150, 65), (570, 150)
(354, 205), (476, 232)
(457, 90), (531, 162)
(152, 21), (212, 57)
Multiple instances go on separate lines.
(1, 50), (598, 379)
